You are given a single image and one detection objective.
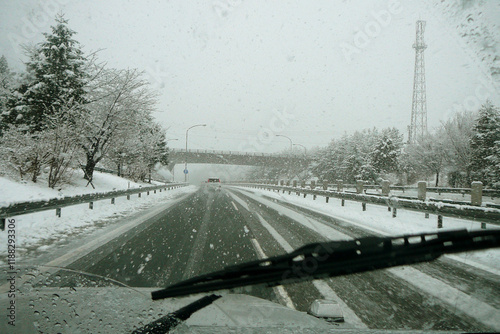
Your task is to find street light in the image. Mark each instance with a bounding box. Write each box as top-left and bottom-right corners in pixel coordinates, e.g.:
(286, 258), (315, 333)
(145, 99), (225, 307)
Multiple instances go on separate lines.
(275, 134), (293, 151)
(185, 124), (206, 182)
(293, 143), (307, 155)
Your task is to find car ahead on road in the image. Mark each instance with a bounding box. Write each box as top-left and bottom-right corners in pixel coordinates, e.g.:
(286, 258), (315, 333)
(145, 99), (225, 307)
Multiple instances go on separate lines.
(1, 229), (499, 333)
(207, 177), (221, 183)
(207, 177), (222, 191)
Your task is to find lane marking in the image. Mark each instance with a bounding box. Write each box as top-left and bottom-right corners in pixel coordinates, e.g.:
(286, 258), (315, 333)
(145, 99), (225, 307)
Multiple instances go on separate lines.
(0, 193), (193, 293)
(231, 201), (239, 211)
(254, 213), (293, 252)
(388, 266), (500, 331)
(250, 238), (295, 310)
(231, 187), (499, 330)
(226, 191), (250, 211)
(253, 212), (367, 328)
(232, 186), (500, 277)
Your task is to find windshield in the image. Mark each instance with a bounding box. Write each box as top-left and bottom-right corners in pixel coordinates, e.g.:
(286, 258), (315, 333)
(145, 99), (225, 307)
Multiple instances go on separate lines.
(0, 1), (499, 333)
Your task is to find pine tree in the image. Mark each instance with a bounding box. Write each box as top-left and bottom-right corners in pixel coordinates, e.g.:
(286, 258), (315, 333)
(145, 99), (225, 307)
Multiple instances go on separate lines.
(0, 55), (16, 133)
(469, 102), (500, 187)
(372, 134), (399, 173)
(8, 15), (88, 132)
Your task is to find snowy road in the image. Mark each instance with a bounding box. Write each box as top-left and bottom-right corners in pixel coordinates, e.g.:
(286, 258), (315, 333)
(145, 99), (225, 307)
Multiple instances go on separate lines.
(32, 185), (500, 331)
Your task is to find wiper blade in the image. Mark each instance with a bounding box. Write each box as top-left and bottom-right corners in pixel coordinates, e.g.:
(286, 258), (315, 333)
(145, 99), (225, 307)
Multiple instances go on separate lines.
(152, 229), (500, 300)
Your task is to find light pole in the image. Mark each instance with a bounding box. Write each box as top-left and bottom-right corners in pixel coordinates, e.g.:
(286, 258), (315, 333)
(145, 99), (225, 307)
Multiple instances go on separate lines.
(275, 134), (293, 151)
(185, 124), (206, 182)
(293, 143), (307, 155)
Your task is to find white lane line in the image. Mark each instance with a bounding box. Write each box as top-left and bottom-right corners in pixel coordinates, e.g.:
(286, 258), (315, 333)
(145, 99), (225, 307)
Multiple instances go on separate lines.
(232, 188), (499, 330)
(226, 191), (250, 211)
(231, 188), (350, 241)
(231, 201), (239, 211)
(255, 213), (293, 252)
(388, 266), (500, 331)
(250, 238), (295, 310)
(233, 186), (500, 277)
(445, 254), (500, 277)
(0, 194), (192, 293)
(252, 212), (366, 328)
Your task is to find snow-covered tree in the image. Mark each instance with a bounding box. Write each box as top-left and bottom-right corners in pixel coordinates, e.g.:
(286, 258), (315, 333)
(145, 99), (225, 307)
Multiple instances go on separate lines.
(0, 55), (17, 134)
(5, 15), (88, 132)
(0, 125), (51, 182)
(440, 111), (476, 187)
(371, 134), (399, 174)
(405, 133), (446, 186)
(469, 101), (500, 188)
(77, 67), (157, 181)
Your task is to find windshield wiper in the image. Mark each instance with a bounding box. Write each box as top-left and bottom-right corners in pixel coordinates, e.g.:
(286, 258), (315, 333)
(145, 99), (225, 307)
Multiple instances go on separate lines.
(152, 229), (500, 300)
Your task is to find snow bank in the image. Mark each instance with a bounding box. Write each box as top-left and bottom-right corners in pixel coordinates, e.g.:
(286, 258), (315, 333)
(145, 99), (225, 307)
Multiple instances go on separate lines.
(0, 172), (197, 264)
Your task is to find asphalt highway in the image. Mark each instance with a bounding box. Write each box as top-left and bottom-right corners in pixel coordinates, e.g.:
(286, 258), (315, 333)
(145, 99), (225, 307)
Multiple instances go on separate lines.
(55, 184), (499, 331)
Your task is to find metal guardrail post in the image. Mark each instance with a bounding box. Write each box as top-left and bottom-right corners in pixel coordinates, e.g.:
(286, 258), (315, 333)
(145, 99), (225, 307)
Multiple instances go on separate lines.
(381, 180), (390, 196)
(228, 183), (500, 224)
(418, 181), (427, 201)
(356, 180), (364, 194)
(89, 202), (93, 210)
(471, 181), (483, 206)
(337, 180), (343, 192)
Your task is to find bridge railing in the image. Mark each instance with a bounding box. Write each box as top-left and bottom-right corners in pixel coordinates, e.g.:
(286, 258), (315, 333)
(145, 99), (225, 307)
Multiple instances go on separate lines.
(169, 148), (302, 158)
(226, 181), (500, 227)
(0, 182), (188, 230)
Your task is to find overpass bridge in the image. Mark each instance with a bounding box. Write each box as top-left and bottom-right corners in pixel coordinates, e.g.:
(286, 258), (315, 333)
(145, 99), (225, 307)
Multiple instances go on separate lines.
(167, 148), (309, 171)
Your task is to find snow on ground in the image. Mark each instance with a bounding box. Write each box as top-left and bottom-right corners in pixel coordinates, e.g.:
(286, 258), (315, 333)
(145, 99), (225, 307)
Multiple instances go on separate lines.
(0, 170), (161, 206)
(233, 186), (500, 272)
(0, 172), (197, 264)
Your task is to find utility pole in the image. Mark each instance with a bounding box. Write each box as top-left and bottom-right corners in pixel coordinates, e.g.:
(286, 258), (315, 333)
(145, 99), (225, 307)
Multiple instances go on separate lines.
(409, 20), (428, 144)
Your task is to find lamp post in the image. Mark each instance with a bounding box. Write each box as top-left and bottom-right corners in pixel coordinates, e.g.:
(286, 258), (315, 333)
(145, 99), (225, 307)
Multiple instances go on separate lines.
(185, 124), (206, 182)
(275, 134), (293, 151)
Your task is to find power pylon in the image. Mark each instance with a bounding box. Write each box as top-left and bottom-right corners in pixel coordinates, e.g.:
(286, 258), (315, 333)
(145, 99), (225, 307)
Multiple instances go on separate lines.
(409, 20), (428, 144)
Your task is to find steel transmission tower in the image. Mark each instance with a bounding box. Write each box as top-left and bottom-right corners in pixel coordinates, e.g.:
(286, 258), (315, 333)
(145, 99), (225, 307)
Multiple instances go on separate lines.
(409, 20), (428, 144)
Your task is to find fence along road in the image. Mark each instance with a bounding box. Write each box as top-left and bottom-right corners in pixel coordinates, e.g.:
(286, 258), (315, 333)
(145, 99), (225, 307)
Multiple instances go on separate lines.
(229, 182), (500, 227)
(0, 182), (188, 230)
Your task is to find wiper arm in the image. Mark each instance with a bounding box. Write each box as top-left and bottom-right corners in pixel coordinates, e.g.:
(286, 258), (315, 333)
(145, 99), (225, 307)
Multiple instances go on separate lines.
(152, 229), (500, 300)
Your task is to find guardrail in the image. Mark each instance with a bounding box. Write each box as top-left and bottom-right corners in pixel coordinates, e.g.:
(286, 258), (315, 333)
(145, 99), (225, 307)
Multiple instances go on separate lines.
(169, 148), (292, 158)
(237, 180), (500, 198)
(228, 183), (500, 228)
(0, 182), (188, 230)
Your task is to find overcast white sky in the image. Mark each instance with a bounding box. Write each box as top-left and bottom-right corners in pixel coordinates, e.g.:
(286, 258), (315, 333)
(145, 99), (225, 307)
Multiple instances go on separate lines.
(1, 0), (499, 154)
